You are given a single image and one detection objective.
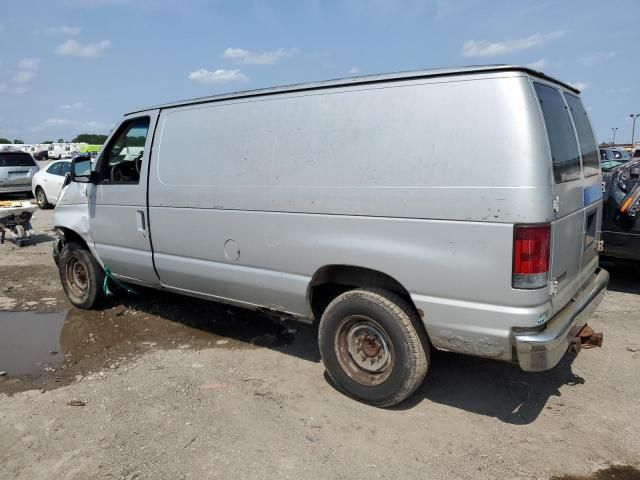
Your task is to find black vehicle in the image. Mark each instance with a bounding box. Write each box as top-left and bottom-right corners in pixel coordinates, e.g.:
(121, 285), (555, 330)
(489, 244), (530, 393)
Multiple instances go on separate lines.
(601, 158), (640, 261)
(33, 150), (49, 161)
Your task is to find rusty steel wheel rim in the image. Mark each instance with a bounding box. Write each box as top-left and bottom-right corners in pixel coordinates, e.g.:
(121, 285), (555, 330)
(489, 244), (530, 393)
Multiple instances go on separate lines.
(334, 315), (394, 386)
(66, 255), (89, 298)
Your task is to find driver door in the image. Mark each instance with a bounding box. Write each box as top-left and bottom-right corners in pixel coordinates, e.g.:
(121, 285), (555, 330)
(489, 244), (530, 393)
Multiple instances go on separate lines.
(88, 111), (159, 285)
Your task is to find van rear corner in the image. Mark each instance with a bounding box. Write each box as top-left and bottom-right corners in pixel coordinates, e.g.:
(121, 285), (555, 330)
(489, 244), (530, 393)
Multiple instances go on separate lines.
(513, 268), (608, 372)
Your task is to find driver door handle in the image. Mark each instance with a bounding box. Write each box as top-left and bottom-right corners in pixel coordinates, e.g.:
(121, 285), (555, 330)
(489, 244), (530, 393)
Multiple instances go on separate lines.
(136, 210), (146, 232)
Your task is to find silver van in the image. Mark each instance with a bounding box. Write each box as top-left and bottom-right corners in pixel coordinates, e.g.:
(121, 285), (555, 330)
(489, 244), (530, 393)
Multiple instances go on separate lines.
(0, 150), (40, 194)
(53, 65), (609, 407)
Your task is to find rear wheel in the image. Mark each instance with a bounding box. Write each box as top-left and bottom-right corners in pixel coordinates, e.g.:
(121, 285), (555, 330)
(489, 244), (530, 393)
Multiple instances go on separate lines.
(318, 289), (429, 407)
(35, 187), (51, 209)
(58, 242), (106, 309)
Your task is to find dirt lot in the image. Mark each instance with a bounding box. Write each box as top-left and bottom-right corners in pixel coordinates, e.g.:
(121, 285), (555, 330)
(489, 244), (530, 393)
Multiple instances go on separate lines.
(1, 207), (639, 479)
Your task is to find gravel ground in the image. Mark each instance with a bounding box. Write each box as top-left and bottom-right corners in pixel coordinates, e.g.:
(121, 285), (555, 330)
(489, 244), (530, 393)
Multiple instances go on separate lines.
(0, 207), (639, 480)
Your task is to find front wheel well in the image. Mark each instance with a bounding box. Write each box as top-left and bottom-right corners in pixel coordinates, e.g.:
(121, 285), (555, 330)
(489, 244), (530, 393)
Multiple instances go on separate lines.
(307, 265), (420, 322)
(55, 227), (90, 252)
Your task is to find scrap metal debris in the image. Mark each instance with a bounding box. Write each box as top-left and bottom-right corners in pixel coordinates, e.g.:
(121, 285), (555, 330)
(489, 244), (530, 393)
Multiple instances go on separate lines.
(573, 325), (604, 351)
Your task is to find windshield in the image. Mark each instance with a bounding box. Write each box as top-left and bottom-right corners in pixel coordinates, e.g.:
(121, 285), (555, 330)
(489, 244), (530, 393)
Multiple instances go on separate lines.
(0, 152), (37, 167)
(601, 160), (627, 172)
(609, 150), (630, 160)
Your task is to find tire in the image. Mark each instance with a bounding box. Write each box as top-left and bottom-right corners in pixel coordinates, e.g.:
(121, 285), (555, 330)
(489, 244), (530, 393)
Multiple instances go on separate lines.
(15, 225), (26, 246)
(318, 288), (430, 407)
(58, 242), (106, 309)
(35, 187), (51, 209)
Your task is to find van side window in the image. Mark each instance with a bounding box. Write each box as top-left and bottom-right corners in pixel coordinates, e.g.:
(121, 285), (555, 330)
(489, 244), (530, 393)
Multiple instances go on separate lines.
(100, 117), (150, 184)
(533, 83), (581, 183)
(564, 93), (600, 177)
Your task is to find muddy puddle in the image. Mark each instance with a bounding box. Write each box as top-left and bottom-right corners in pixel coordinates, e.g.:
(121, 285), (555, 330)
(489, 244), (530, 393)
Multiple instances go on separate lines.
(0, 311), (67, 375)
(552, 465), (640, 480)
(0, 289), (317, 394)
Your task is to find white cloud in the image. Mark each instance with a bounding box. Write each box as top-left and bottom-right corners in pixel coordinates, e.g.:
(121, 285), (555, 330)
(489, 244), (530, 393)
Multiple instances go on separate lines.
(29, 117), (111, 133)
(46, 25), (82, 35)
(605, 87), (631, 95)
(59, 101), (88, 112)
(55, 39), (110, 57)
(578, 51), (616, 67)
(10, 58), (41, 90)
(18, 57), (41, 70)
(0, 83), (6, 93)
(12, 71), (35, 84)
(11, 85), (32, 95)
(569, 81), (588, 91)
(461, 31), (565, 58)
(62, 0), (129, 6)
(348, 67), (360, 75)
(188, 68), (248, 84)
(222, 47), (298, 65)
(43, 118), (75, 127)
(526, 58), (547, 70)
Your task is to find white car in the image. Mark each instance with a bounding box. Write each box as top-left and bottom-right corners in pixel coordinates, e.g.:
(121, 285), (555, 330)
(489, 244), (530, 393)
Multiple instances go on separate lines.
(31, 160), (71, 209)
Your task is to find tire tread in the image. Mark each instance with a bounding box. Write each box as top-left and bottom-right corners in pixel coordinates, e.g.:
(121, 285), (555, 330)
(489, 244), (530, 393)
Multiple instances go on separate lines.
(319, 288), (429, 407)
(58, 242), (106, 309)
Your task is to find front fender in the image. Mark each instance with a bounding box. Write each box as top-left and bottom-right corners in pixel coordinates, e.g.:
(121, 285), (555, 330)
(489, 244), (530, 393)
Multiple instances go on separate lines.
(53, 181), (100, 263)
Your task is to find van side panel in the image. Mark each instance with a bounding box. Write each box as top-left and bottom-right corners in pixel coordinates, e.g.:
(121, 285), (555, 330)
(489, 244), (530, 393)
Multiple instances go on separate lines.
(149, 208), (551, 360)
(151, 74), (552, 222)
(147, 73), (554, 362)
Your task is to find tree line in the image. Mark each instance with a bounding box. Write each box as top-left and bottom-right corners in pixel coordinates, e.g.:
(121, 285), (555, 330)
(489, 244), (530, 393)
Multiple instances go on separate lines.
(0, 134), (108, 145)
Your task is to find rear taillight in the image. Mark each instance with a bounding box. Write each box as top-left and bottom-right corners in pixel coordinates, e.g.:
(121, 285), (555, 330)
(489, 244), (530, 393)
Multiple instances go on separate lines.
(512, 224), (550, 289)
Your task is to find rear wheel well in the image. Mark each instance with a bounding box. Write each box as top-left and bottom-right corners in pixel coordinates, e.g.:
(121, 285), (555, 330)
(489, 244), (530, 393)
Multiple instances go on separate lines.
(308, 265), (420, 321)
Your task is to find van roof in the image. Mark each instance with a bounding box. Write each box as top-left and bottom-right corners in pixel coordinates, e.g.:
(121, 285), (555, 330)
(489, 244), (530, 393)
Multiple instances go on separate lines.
(126, 64), (579, 115)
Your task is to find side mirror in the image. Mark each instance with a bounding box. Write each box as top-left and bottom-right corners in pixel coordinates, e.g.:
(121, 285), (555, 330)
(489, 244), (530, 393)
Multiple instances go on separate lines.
(70, 157), (95, 183)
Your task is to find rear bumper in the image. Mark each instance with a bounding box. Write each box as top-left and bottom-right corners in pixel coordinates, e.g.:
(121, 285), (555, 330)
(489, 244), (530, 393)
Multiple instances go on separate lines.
(514, 268), (609, 372)
(0, 184), (32, 194)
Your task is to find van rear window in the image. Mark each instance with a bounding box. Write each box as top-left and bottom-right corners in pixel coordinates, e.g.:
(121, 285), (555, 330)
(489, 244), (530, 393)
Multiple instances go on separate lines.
(0, 152), (37, 167)
(533, 83), (581, 183)
(564, 93), (599, 177)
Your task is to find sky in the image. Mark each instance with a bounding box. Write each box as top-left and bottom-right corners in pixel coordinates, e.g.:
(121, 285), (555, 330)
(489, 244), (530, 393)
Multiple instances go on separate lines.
(0, 0), (638, 144)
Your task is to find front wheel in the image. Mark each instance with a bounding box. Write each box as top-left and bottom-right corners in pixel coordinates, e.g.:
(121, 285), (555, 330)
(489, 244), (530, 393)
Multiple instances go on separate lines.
(318, 289), (430, 407)
(58, 242), (106, 309)
(35, 187), (51, 209)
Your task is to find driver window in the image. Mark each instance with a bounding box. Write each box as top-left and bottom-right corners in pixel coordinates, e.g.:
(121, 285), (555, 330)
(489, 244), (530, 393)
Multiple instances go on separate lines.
(101, 117), (150, 184)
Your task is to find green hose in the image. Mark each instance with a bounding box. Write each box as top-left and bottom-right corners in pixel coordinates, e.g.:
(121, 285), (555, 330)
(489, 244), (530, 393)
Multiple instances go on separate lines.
(102, 265), (138, 296)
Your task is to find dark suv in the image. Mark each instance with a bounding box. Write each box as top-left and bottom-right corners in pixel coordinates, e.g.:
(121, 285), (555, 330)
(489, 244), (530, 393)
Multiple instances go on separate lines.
(602, 158), (640, 261)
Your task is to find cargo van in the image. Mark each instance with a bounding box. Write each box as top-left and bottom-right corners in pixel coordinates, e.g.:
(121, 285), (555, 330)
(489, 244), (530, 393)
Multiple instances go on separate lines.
(53, 65), (609, 407)
(48, 144), (64, 160)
